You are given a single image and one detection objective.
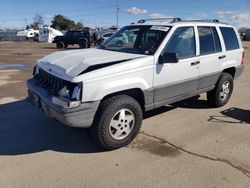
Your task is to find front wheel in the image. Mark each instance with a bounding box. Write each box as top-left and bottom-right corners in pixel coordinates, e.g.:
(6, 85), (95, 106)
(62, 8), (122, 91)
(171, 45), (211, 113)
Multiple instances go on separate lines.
(91, 95), (143, 150)
(56, 41), (67, 49)
(207, 72), (234, 107)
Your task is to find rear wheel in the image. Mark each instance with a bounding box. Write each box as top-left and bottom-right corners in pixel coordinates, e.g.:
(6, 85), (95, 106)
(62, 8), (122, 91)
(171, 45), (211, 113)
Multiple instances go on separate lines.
(207, 72), (234, 107)
(91, 95), (143, 150)
(79, 40), (88, 49)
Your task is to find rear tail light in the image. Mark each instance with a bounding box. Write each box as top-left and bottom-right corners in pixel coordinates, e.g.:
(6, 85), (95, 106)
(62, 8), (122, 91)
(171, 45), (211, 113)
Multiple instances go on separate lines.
(241, 50), (245, 65)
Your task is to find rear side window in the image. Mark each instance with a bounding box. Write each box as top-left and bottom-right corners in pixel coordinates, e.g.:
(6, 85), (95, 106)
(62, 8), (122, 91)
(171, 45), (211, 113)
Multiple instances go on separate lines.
(66, 31), (73, 36)
(198, 26), (222, 55)
(198, 27), (214, 55)
(165, 27), (196, 59)
(73, 32), (81, 37)
(220, 27), (239, 51)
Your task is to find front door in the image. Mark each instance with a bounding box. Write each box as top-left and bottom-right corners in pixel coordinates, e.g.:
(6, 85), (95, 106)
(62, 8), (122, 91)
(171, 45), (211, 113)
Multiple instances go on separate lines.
(153, 26), (199, 107)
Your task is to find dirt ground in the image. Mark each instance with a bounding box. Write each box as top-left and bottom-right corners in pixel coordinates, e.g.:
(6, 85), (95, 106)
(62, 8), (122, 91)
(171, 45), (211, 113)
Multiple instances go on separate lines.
(0, 41), (250, 188)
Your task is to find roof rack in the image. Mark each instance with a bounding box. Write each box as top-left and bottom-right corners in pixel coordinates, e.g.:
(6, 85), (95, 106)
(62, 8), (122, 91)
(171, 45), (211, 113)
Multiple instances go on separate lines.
(137, 17), (182, 24)
(173, 19), (228, 24)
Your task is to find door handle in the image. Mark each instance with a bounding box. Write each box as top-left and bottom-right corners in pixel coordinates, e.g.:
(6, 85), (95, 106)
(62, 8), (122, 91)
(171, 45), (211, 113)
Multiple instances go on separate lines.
(219, 55), (226, 59)
(191, 61), (200, 66)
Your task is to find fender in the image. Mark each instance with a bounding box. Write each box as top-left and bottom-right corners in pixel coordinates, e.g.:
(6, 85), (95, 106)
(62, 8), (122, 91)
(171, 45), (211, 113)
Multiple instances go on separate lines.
(220, 59), (238, 71)
(83, 77), (150, 102)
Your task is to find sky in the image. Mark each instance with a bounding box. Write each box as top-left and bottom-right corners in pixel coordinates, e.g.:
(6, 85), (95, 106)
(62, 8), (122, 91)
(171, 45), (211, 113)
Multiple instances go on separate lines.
(0, 0), (250, 29)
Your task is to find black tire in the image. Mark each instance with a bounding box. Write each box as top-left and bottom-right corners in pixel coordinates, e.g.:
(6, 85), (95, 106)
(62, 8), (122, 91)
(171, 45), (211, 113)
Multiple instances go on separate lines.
(91, 95), (143, 150)
(207, 72), (234, 107)
(79, 40), (88, 49)
(56, 41), (67, 49)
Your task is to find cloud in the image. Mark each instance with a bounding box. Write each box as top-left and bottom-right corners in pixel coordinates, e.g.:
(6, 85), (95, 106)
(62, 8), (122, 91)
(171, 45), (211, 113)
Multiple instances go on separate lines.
(195, 12), (208, 18)
(149, 13), (171, 19)
(126, 7), (148, 15)
(43, 14), (53, 19)
(216, 11), (250, 27)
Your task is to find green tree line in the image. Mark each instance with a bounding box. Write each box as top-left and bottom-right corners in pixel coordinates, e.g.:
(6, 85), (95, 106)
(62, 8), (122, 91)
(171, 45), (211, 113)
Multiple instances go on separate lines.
(27, 14), (84, 30)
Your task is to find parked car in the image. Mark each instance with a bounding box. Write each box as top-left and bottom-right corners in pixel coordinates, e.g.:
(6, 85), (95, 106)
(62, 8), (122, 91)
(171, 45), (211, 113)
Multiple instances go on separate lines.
(100, 32), (114, 43)
(243, 29), (250, 41)
(27, 18), (245, 150)
(53, 29), (91, 49)
(104, 33), (129, 47)
(39, 27), (63, 43)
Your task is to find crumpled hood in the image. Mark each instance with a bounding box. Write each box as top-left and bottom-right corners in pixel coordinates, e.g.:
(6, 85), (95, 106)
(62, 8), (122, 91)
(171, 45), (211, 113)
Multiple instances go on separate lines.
(37, 48), (146, 79)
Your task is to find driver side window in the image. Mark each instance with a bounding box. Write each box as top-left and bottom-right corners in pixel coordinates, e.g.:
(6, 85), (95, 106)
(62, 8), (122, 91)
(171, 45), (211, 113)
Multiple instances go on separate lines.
(164, 27), (196, 59)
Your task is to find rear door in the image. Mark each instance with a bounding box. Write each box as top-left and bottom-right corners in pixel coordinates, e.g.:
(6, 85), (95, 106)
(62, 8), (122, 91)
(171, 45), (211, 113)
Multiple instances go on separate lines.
(219, 27), (242, 68)
(153, 26), (199, 107)
(197, 26), (224, 90)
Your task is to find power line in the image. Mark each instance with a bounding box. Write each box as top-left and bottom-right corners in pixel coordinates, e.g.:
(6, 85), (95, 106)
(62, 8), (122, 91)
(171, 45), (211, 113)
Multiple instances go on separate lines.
(0, 11), (115, 22)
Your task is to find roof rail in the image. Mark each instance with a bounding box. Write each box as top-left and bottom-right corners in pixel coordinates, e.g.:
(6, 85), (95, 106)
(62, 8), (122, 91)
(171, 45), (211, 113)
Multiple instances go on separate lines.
(174, 19), (228, 24)
(137, 17), (182, 24)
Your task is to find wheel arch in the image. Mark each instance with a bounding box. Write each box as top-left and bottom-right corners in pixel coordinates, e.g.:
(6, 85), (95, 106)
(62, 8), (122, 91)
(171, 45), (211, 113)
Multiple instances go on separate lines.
(101, 88), (146, 111)
(222, 67), (236, 78)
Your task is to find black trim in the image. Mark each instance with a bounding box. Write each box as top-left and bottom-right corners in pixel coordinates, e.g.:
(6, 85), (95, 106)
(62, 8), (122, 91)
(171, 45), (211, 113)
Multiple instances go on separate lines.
(78, 58), (140, 75)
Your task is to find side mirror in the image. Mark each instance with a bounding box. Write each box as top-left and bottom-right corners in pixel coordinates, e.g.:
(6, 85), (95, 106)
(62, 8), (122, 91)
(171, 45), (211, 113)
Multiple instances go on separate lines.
(159, 52), (179, 64)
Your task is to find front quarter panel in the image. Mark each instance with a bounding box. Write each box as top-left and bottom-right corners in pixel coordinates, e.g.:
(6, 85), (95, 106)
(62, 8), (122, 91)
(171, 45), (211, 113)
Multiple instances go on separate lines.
(78, 56), (154, 102)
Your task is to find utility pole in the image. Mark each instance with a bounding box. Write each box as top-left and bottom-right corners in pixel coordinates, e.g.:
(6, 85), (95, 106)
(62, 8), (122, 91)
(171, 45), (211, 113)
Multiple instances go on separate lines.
(25, 18), (28, 28)
(116, 6), (120, 29)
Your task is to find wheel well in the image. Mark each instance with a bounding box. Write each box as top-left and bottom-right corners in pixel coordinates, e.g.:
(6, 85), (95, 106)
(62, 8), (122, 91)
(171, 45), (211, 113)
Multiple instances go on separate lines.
(79, 38), (88, 43)
(223, 67), (236, 78)
(102, 88), (145, 111)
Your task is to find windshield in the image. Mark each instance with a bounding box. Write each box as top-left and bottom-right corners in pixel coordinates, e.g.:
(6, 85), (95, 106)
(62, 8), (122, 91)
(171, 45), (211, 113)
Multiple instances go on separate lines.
(99, 25), (171, 55)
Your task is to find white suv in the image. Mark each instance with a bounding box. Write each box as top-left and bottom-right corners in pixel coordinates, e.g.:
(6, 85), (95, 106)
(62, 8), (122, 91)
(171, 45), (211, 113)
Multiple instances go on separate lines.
(27, 18), (245, 149)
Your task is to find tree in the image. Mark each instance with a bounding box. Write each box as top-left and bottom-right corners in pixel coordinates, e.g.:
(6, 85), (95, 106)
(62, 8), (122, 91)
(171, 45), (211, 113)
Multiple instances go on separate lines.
(34, 13), (44, 26)
(76, 22), (84, 29)
(238, 27), (249, 34)
(51, 15), (76, 30)
(25, 14), (44, 30)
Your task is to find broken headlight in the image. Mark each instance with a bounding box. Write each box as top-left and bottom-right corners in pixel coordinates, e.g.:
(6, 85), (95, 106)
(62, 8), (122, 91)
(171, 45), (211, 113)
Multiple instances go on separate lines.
(53, 83), (82, 108)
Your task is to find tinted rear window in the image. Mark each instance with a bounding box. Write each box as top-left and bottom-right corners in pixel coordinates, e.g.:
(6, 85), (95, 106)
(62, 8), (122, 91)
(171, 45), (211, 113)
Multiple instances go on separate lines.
(198, 27), (222, 55)
(220, 27), (239, 51)
(73, 32), (82, 37)
(198, 27), (215, 55)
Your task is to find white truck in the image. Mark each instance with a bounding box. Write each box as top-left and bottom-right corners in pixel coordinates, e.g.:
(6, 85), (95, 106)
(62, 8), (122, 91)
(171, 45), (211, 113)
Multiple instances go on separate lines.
(17, 29), (39, 40)
(38, 26), (63, 43)
(27, 18), (245, 149)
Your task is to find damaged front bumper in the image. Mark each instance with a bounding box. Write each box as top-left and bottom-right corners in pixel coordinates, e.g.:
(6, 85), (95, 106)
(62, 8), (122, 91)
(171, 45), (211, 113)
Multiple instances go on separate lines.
(27, 79), (100, 128)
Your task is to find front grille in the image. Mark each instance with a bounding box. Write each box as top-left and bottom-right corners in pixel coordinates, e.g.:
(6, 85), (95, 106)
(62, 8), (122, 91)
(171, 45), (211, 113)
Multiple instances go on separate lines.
(34, 68), (76, 97)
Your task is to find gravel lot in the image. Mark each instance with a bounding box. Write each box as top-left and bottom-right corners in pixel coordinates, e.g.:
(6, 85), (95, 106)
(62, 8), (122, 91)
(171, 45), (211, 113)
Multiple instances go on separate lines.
(0, 41), (250, 188)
